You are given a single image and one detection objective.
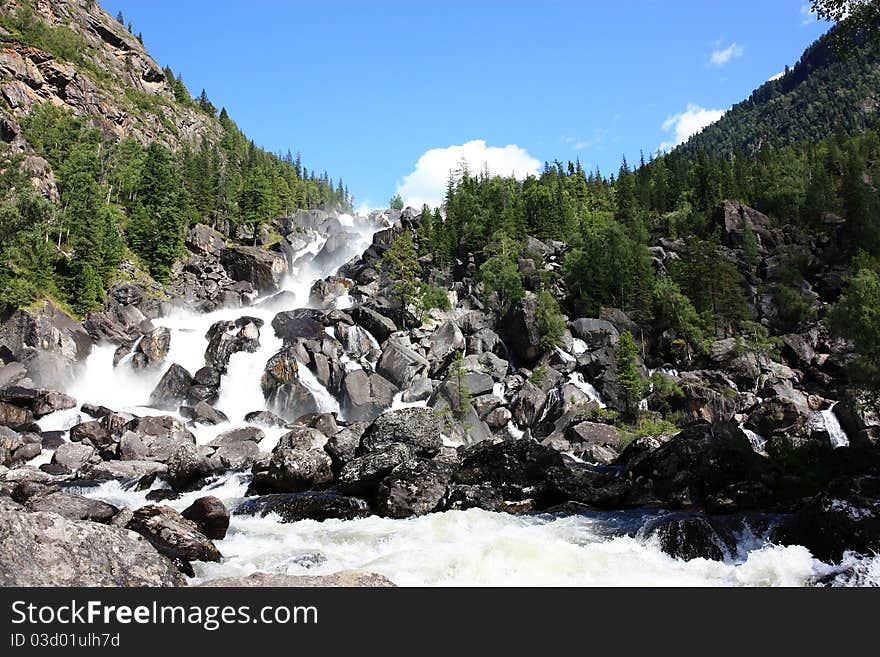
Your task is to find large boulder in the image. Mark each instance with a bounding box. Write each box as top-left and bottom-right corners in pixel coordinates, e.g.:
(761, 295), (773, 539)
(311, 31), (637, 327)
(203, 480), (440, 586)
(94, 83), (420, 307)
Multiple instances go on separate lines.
(500, 295), (542, 366)
(220, 245), (288, 294)
(149, 363), (194, 411)
(235, 492), (370, 523)
(199, 570), (395, 587)
(271, 309), (326, 344)
(338, 442), (410, 495)
(569, 318), (619, 350)
(204, 317), (262, 373)
(130, 327), (171, 370)
(261, 348), (319, 420)
(641, 514), (738, 561)
(376, 338), (429, 388)
(340, 369), (396, 422)
(23, 490), (118, 524)
(181, 496), (230, 540)
(453, 439), (567, 502)
(376, 458), (453, 518)
(360, 408), (442, 458)
(126, 505), (222, 573)
(0, 300), (92, 387)
(186, 224), (225, 255)
(0, 509), (185, 586)
(626, 422), (780, 512)
(251, 448), (334, 493)
(351, 306), (397, 343)
(775, 475), (880, 562)
(834, 390), (880, 448)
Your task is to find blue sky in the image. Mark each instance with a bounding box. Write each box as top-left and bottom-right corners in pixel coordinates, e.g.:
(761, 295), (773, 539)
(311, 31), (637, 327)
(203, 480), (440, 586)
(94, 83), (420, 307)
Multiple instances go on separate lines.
(101, 1), (829, 210)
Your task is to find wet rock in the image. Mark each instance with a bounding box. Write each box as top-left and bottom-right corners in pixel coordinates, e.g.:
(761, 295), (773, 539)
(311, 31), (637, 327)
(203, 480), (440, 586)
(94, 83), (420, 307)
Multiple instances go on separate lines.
(130, 327), (171, 370)
(251, 448), (334, 493)
(271, 309), (326, 344)
(31, 390), (77, 418)
(212, 440), (261, 470)
(149, 363), (194, 411)
(0, 509), (185, 586)
(244, 410), (289, 428)
(510, 381), (547, 428)
(181, 496), (230, 540)
(309, 276), (354, 309)
(235, 492), (370, 523)
(834, 390), (880, 448)
(360, 407), (442, 458)
(126, 505), (222, 573)
(261, 347), (319, 420)
(775, 475), (880, 562)
(441, 483), (505, 511)
(376, 458), (453, 518)
(641, 514), (738, 561)
(204, 317), (262, 373)
(180, 401), (229, 426)
(68, 419), (112, 450)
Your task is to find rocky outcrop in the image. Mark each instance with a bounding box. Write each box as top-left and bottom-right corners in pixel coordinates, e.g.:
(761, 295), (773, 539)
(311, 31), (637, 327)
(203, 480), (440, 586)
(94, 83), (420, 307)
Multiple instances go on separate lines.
(220, 246), (288, 294)
(0, 300), (92, 387)
(199, 571), (396, 587)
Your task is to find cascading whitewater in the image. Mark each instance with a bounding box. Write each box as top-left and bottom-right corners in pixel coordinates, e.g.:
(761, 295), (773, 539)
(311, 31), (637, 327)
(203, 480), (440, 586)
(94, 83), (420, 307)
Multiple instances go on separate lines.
(33, 210), (878, 587)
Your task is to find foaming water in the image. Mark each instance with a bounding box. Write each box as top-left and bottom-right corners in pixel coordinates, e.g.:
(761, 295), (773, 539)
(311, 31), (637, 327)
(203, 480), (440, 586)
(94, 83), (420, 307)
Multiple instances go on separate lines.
(183, 508), (847, 587)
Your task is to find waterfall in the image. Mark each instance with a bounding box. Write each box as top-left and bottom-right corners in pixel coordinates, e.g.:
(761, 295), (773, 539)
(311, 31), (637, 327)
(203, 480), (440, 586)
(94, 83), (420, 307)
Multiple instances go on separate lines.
(815, 403), (850, 448)
(740, 424), (768, 453)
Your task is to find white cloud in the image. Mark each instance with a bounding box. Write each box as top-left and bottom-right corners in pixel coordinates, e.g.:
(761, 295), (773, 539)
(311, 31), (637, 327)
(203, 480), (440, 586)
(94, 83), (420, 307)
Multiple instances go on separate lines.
(659, 104), (726, 151)
(709, 42), (744, 66)
(801, 2), (816, 25)
(768, 71), (785, 82)
(395, 139), (541, 209)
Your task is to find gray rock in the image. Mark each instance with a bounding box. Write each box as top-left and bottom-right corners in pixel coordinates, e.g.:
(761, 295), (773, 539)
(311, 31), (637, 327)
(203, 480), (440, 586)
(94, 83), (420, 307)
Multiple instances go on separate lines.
(24, 490), (118, 523)
(220, 246), (288, 294)
(376, 458), (453, 518)
(51, 442), (95, 472)
(0, 509), (185, 586)
(127, 505), (222, 570)
(149, 363), (194, 411)
(199, 570), (395, 587)
(251, 448), (334, 493)
(377, 338), (429, 388)
(360, 407), (442, 458)
(341, 369), (397, 422)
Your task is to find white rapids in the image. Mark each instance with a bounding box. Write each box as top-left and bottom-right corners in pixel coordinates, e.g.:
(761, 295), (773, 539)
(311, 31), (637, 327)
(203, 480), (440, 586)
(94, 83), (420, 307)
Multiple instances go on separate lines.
(31, 210), (879, 588)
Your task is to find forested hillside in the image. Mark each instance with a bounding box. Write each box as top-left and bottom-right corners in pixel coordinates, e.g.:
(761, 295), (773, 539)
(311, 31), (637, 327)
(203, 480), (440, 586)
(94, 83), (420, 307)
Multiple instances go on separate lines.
(0, 0), (351, 317)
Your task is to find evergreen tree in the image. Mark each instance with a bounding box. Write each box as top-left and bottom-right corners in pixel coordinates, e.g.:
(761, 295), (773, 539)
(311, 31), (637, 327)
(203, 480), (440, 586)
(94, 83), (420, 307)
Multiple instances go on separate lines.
(615, 331), (646, 421)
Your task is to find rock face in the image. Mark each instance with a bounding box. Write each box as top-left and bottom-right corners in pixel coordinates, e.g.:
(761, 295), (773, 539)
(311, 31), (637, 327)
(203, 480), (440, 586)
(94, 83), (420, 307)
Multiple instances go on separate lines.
(641, 514), (737, 561)
(0, 509), (185, 586)
(501, 295), (542, 366)
(0, 300), (92, 387)
(220, 246), (288, 293)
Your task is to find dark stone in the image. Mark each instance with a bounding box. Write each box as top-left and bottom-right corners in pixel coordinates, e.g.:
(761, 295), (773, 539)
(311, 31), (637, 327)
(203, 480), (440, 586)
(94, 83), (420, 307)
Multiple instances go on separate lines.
(235, 492), (370, 523)
(360, 408), (442, 458)
(181, 496), (230, 540)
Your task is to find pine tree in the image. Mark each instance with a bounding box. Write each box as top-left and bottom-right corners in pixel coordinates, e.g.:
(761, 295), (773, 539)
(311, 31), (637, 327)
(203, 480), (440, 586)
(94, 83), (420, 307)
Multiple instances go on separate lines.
(381, 231), (422, 310)
(615, 331), (646, 421)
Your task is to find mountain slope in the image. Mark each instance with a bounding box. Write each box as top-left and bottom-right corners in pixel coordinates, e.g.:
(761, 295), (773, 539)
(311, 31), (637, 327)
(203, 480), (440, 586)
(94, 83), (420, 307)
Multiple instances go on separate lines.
(0, 0), (220, 151)
(679, 23), (880, 156)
